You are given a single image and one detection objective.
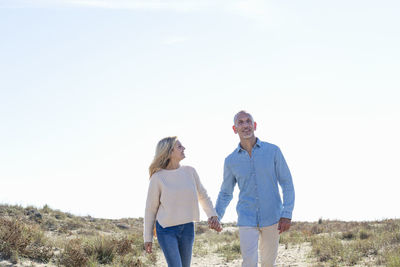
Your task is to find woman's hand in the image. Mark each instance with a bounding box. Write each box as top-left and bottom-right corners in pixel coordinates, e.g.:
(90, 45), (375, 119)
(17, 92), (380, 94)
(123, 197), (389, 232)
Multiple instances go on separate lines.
(144, 242), (153, 254)
(208, 216), (223, 232)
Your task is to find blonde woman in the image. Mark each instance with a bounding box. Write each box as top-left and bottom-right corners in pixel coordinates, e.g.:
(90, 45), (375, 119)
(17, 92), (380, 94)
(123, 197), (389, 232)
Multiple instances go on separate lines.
(144, 136), (221, 267)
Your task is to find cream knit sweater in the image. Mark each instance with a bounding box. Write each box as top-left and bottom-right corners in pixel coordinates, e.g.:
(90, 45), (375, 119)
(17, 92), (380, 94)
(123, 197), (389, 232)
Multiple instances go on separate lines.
(144, 166), (217, 243)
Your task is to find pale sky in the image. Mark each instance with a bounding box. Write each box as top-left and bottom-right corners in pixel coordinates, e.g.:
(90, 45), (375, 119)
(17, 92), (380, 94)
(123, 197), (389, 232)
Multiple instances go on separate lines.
(1, 0), (399, 222)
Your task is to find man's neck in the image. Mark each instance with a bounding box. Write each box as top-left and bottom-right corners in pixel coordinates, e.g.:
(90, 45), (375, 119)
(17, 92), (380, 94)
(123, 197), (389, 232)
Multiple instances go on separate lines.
(240, 136), (257, 155)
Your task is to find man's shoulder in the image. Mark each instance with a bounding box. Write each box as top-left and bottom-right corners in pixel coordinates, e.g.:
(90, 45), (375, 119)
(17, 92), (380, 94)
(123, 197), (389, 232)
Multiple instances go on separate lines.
(223, 140), (281, 164)
(259, 140), (279, 151)
(225, 148), (239, 162)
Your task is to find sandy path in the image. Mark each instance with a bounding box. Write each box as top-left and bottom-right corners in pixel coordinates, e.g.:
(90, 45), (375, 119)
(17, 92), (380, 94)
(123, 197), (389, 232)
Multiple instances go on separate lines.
(0, 243), (312, 267)
(0, 260), (52, 267)
(157, 243), (313, 267)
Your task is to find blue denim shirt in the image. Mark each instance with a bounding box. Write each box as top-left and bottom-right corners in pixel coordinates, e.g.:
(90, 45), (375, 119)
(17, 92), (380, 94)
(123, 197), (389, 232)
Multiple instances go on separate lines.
(215, 139), (295, 227)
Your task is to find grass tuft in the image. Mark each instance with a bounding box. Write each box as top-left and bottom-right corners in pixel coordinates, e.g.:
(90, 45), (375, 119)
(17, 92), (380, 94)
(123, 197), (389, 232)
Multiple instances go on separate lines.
(0, 217), (53, 262)
(215, 240), (241, 261)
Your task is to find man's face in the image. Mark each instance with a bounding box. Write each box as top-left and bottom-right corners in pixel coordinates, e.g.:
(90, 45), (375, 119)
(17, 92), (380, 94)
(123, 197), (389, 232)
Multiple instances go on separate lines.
(233, 113), (257, 139)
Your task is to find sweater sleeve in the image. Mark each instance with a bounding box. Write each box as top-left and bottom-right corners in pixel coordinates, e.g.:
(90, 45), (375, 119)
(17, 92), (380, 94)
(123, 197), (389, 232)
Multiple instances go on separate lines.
(192, 168), (218, 218)
(143, 175), (161, 243)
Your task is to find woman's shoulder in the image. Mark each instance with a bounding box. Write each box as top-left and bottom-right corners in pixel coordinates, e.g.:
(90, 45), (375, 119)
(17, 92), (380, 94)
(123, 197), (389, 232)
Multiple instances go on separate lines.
(180, 166), (200, 180)
(180, 165), (196, 172)
(151, 166), (197, 178)
(149, 171), (162, 181)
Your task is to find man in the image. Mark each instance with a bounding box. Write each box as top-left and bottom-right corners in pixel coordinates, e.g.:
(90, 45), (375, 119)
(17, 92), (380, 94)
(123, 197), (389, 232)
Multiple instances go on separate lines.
(215, 111), (295, 267)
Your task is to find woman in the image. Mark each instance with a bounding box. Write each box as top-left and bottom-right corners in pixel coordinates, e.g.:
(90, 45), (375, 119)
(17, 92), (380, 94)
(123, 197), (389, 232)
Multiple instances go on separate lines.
(144, 136), (221, 267)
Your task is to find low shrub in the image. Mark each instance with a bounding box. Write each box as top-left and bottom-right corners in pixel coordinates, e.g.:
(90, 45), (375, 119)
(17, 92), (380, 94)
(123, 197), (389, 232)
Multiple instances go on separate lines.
(58, 238), (88, 267)
(215, 240), (241, 261)
(342, 231), (355, 240)
(90, 237), (115, 264)
(359, 229), (371, 240)
(0, 218), (53, 262)
(311, 235), (344, 263)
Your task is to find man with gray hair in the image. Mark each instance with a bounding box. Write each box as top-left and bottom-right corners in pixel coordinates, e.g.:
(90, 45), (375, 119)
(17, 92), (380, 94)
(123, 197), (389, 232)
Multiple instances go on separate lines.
(215, 111), (295, 267)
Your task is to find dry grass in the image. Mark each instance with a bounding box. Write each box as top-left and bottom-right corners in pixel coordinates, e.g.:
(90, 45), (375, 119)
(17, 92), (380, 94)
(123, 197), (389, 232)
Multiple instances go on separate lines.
(1, 204), (400, 266)
(0, 204), (154, 266)
(57, 239), (88, 267)
(193, 221), (242, 261)
(0, 217), (53, 263)
(282, 218), (400, 266)
(214, 239), (241, 262)
(56, 232), (156, 266)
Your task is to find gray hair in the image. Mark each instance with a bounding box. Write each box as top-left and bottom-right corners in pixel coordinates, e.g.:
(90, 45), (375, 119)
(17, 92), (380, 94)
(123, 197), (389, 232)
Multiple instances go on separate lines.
(233, 110), (254, 126)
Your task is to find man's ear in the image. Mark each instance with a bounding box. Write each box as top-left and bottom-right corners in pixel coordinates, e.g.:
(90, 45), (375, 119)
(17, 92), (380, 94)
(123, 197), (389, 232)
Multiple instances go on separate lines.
(232, 125), (238, 134)
(254, 122), (257, 131)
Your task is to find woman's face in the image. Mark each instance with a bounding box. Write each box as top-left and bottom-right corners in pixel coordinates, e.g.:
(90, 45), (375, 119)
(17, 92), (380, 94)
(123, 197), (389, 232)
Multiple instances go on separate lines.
(170, 140), (185, 162)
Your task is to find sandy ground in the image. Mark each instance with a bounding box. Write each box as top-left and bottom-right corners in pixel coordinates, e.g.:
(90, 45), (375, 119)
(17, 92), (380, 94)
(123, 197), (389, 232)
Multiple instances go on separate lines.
(157, 243), (313, 267)
(0, 243), (313, 267)
(0, 260), (50, 267)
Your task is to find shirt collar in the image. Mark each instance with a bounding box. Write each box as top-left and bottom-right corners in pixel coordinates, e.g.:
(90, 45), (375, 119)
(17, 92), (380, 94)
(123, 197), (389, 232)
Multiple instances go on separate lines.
(236, 138), (261, 153)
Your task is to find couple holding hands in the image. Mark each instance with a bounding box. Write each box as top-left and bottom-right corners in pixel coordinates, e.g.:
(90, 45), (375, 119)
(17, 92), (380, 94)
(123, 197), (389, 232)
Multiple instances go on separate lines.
(144, 111), (295, 267)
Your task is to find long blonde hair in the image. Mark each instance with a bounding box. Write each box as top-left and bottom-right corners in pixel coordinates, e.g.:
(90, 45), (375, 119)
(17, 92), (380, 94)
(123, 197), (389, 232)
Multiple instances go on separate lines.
(149, 136), (177, 177)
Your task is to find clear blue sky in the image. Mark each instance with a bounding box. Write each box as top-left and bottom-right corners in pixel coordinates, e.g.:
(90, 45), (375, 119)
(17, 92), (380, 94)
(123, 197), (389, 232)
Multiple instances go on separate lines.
(1, 0), (399, 222)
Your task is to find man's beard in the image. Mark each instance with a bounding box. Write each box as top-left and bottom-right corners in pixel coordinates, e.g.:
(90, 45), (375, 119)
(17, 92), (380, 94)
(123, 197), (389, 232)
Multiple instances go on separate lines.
(242, 132), (254, 139)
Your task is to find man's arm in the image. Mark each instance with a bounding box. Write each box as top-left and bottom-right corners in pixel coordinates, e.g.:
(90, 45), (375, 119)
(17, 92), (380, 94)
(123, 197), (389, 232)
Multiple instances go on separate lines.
(275, 147), (295, 220)
(215, 158), (236, 220)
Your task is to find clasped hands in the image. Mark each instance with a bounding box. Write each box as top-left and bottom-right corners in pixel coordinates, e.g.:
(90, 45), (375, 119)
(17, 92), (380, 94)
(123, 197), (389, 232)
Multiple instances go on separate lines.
(208, 216), (222, 232)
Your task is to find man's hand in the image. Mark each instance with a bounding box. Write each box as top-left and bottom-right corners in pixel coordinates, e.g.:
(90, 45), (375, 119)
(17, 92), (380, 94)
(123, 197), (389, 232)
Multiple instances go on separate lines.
(144, 242), (152, 254)
(278, 217), (291, 234)
(208, 216), (223, 232)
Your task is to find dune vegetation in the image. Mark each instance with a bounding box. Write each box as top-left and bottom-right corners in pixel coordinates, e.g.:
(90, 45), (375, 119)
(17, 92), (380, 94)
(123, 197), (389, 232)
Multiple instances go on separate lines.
(0, 204), (399, 266)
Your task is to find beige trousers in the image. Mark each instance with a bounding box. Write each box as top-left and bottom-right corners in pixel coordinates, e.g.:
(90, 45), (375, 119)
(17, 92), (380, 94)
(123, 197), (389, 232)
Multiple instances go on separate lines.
(239, 223), (280, 267)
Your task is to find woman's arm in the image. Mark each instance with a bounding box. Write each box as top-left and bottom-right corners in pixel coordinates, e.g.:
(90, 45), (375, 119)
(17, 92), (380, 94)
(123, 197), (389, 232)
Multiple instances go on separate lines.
(192, 168), (222, 231)
(143, 176), (161, 244)
(192, 168), (218, 218)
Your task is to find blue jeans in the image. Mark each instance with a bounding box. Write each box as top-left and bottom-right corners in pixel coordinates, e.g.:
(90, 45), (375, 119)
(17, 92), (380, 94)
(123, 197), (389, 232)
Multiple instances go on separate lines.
(156, 221), (194, 267)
